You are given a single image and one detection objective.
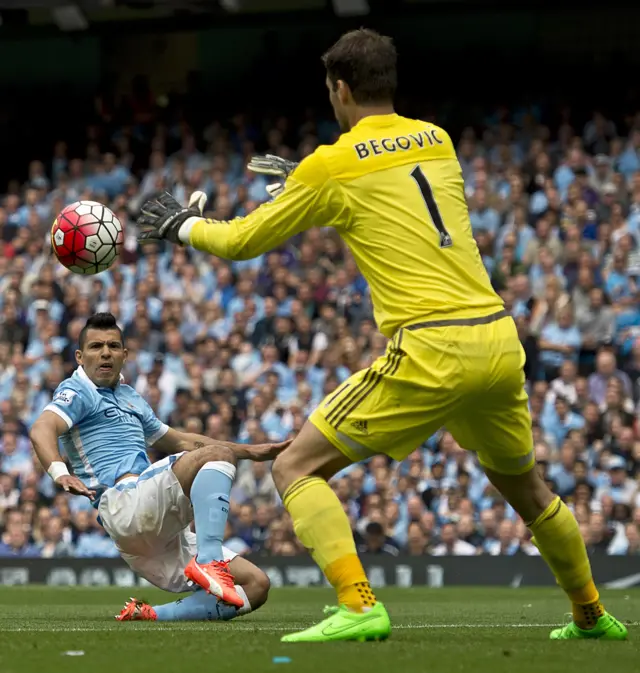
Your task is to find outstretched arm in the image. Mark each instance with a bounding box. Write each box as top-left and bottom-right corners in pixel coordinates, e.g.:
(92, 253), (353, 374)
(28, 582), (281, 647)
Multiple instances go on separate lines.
(137, 152), (349, 261)
(152, 427), (290, 462)
(183, 177), (324, 260)
(30, 411), (96, 499)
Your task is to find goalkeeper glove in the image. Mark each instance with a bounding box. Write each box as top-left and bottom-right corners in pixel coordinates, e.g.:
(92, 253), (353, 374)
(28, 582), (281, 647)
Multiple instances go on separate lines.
(137, 191), (207, 245)
(188, 190), (207, 215)
(247, 154), (299, 199)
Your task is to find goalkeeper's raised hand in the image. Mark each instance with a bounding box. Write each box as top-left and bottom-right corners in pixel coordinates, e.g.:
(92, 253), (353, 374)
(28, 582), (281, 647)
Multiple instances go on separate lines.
(247, 154), (299, 198)
(137, 191), (206, 245)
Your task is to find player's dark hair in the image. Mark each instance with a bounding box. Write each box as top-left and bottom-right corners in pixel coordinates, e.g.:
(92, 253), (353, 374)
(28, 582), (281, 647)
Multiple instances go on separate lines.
(322, 28), (397, 105)
(79, 312), (124, 349)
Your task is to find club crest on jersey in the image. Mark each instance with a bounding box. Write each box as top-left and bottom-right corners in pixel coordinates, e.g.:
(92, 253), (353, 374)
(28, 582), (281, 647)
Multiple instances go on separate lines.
(53, 390), (77, 406)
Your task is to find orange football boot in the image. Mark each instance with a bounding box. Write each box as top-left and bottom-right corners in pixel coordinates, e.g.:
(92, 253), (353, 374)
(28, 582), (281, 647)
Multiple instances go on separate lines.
(116, 598), (158, 621)
(184, 557), (243, 608)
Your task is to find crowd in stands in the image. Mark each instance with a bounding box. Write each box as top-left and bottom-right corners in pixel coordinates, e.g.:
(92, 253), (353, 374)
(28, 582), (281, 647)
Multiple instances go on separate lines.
(0, 91), (639, 559)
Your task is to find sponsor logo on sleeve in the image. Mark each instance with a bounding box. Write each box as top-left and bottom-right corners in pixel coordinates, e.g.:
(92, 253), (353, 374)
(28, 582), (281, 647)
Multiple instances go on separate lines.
(53, 390), (77, 406)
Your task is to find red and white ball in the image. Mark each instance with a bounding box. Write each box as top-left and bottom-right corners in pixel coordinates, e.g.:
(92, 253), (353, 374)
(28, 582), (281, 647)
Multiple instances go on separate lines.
(51, 201), (123, 275)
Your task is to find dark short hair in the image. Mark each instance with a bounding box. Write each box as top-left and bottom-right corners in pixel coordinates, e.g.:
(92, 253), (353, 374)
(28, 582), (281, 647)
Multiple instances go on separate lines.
(366, 521), (384, 536)
(78, 313), (124, 349)
(322, 28), (397, 105)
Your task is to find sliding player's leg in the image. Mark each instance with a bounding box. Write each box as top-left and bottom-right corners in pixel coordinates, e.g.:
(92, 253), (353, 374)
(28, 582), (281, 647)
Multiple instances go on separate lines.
(151, 589), (242, 622)
(170, 445), (242, 607)
(118, 547), (270, 622)
(151, 554), (269, 622)
(448, 318), (627, 641)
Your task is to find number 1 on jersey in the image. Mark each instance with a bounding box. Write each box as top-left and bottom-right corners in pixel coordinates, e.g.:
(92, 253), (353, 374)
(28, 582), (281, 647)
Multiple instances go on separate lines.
(410, 165), (453, 248)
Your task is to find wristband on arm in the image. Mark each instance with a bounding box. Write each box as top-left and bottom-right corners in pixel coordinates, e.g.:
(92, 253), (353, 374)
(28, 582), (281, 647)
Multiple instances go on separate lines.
(48, 461), (70, 481)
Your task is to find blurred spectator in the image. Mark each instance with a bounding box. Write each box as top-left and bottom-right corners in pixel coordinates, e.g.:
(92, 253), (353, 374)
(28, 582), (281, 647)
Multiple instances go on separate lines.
(588, 350), (633, 407)
(0, 474), (19, 511)
(232, 462), (278, 506)
(39, 517), (75, 558)
(357, 522), (400, 556)
(0, 525), (40, 557)
(431, 523), (477, 556)
(538, 306), (582, 381)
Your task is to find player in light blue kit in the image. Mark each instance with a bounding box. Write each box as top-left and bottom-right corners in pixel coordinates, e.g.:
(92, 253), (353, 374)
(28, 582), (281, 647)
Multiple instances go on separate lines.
(30, 313), (287, 622)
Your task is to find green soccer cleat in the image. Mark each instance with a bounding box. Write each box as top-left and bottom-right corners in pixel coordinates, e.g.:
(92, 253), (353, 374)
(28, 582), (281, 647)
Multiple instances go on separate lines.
(550, 612), (628, 640)
(281, 601), (391, 643)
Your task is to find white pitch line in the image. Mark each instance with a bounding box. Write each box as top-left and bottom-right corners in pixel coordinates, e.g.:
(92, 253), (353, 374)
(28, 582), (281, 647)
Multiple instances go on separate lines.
(1, 622), (638, 633)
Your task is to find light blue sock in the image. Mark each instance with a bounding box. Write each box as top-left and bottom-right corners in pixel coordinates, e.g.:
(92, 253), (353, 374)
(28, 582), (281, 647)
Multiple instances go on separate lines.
(153, 589), (241, 622)
(191, 461), (236, 563)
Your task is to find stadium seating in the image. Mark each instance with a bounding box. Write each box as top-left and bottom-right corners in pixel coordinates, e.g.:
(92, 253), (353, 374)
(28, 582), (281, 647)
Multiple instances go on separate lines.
(0, 95), (639, 559)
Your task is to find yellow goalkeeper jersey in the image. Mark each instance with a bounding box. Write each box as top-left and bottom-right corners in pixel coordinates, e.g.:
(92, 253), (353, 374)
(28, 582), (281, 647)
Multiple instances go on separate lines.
(188, 113), (503, 337)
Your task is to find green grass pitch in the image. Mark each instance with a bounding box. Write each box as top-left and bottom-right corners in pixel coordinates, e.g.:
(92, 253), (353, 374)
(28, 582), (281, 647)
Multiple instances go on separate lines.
(0, 587), (637, 673)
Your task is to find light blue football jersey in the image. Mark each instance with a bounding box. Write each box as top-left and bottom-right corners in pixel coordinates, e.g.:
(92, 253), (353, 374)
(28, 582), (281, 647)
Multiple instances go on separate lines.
(44, 367), (168, 506)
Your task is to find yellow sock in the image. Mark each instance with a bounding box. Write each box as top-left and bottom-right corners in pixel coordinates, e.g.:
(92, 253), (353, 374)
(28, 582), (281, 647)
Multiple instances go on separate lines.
(529, 496), (604, 629)
(283, 476), (376, 612)
(568, 579), (604, 629)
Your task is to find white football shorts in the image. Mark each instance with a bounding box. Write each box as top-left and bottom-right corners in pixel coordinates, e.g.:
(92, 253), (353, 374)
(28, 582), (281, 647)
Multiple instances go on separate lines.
(98, 452), (237, 593)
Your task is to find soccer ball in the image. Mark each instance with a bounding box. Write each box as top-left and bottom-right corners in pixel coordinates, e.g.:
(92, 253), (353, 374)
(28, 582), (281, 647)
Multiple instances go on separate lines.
(51, 201), (124, 275)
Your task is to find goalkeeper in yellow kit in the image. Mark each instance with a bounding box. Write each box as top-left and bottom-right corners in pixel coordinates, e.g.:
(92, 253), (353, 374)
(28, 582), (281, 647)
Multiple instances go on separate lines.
(137, 29), (627, 643)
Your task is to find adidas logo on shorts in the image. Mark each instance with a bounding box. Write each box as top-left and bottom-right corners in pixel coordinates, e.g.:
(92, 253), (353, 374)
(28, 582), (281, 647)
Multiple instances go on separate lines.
(351, 419), (368, 434)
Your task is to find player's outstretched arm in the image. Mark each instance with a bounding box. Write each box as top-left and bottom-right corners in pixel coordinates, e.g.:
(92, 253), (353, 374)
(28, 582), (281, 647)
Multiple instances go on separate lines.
(30, 411), (96, 499)
(152, 427), (290, 462)
(151, 428), (225, 454)
(137, 153), (344, 261)
(231, 439), (292, 461)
